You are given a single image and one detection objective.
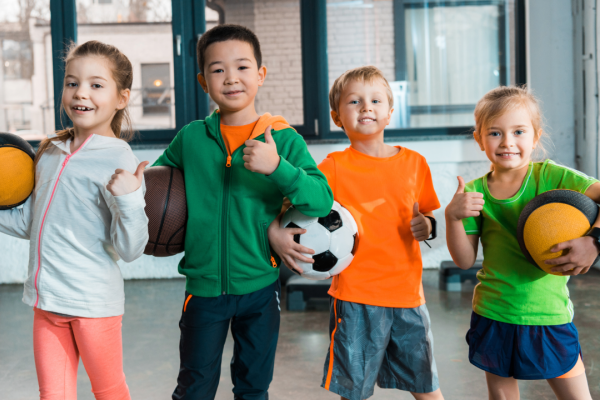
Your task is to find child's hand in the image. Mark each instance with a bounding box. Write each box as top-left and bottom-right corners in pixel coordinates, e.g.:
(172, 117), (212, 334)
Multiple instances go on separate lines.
(545, 236), (599, 275)
(106, 161), (149, 197)
(445, 176), (484, 221)
(410, 202), (431, 241)
(243, 125), (280, 175)
(267, 214), (315, 274)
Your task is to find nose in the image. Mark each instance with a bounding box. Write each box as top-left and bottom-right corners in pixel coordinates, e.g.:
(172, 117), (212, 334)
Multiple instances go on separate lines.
(500, 133), (514, 147)
(361, 102), (373, 113)
(224, 69), (239, 85)
(73, 85), (89, 100)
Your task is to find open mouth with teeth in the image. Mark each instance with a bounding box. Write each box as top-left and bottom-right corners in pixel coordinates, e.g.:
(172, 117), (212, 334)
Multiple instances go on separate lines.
(73, 106), (93, 111)
(359, 118), (376, 123)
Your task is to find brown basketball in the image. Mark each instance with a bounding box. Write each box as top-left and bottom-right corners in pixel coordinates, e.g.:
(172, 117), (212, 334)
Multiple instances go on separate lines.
(143, 166), (187, 257)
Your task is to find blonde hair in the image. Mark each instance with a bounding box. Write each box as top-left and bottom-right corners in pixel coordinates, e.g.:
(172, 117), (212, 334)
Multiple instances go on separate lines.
(474, 85), (547, 160)
(329, 66), (394, 115)
(36, 40), (134, 164)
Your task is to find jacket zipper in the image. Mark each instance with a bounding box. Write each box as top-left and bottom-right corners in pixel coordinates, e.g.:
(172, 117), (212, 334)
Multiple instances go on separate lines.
(34, 135), (93, 307)
(221, 164), (231, 295)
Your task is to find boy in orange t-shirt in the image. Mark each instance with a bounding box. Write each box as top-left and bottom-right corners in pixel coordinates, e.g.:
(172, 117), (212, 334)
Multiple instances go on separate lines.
(269, 66), (444, 400)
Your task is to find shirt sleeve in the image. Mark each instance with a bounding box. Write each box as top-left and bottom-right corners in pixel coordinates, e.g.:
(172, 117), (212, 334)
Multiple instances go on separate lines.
(102, 157), (149, 263)
(0, 196), (33, 239)
(542, 160), (600, 193)
(266, 133), (334, 217)
(153, 125), (185, 169)
(462, 181), (482, 235)
(417, 159), (441, 213)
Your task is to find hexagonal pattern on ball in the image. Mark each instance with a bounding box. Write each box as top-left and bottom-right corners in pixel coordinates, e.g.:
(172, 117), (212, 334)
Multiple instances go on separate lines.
(297, 223), (331, 255)
(281, 206), (318, 230)
(329, 224), (355, 259)
(318, 210), (343, 232)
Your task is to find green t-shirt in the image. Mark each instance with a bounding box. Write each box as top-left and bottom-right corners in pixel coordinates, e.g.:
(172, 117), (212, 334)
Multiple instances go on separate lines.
(463, 160), (598, 325)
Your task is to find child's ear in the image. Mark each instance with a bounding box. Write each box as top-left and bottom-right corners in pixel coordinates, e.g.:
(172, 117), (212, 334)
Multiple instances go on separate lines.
(386, 107), (394, 125)
(197, 73), (209, 93)
(533, 129), (543, 149)
(117, 88), (131, 110)
(473, 131), (485, 151)
(331, 110), (343, 128)
(257, 65), (267, 87)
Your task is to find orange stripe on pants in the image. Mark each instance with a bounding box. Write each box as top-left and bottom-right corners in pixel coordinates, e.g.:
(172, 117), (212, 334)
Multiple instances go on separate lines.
(557, 354), (585, 379)
(325, 299), (338, 390)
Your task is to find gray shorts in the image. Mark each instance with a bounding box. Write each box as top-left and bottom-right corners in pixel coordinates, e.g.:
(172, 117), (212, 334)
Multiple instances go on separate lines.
(321, 299), (439, 400)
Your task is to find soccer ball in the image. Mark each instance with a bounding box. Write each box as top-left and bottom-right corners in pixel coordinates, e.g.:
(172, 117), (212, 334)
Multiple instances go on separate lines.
(280, 201), (358, 280)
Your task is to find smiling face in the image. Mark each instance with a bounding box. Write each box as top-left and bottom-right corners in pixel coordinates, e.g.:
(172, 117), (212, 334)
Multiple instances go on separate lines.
(62, 55), (129, 137)
(476, 105), (540, 171)
(331, 78), (393, 140)
(197, 40), (266, 115)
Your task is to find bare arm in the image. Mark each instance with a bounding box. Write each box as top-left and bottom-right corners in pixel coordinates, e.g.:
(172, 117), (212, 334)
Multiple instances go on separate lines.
(444, 176), (484, 269)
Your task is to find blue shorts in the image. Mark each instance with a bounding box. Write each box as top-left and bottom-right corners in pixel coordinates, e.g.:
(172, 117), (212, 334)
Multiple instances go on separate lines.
(466, 312), (581, 380)
(322, 300), (439, 400)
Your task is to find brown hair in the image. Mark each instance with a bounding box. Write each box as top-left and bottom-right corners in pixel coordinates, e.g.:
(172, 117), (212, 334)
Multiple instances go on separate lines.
(474, 85), (547, 159)
(329, 66), (394, 116)
(35, 40), (134, 164)
(196, 24), (262, 75)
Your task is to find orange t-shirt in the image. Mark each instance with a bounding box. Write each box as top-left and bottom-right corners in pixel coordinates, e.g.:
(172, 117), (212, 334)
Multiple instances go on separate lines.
(220, 120), (259, 157)
(318, 146), (440, 308)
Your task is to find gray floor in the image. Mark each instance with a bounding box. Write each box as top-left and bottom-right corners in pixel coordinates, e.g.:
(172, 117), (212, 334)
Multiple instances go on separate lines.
(1, 269), (599, 400)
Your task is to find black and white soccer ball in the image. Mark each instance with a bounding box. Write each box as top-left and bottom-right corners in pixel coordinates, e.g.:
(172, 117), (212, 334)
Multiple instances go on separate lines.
(280, 201), (358, 280)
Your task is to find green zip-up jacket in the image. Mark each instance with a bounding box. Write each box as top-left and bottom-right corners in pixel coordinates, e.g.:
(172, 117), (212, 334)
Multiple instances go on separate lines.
(153, 111), (334, 296)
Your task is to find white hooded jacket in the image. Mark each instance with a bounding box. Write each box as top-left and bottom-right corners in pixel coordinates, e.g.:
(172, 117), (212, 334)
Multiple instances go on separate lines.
(0, 133), (149, 318)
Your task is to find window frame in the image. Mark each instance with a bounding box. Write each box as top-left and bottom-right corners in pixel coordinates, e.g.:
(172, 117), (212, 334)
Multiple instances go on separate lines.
(45, 0), (525, 145)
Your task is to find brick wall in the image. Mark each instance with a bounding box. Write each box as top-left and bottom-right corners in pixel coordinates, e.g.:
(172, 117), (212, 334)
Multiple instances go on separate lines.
(224, 0), (304, 125)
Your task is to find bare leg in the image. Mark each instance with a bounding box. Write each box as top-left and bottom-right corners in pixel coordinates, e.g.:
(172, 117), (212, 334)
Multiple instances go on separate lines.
(486, 372), (520, 400)
(547, 373), (592, 400)
(411, 388), (444, 400)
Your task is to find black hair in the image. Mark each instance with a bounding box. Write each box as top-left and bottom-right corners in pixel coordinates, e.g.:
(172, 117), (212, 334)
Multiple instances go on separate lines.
(196, 24), (262, 75)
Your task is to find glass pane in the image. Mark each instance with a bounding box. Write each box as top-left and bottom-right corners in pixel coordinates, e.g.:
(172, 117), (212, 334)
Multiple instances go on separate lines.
(0, 0), (52, 140)
(76, 0), (175, 131)
(327, 0), (395, 130)
(327, 0), (515, 131)
(206, 0), (304, 125)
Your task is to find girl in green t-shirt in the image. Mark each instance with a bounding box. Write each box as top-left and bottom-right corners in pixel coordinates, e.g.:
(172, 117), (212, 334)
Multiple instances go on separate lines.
(445, 86), (597, 400)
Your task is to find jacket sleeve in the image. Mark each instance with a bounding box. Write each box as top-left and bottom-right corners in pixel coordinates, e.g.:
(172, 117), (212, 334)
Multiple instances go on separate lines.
(0, 196), (33, 239)
(103, 179), (149, 263)
(153, 126), (184, 168)
(267, 133), (333, 217)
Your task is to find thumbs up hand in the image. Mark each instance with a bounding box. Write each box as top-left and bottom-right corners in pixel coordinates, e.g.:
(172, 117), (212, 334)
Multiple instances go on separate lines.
(106, 161), (149, 197)
(243, 125), (281, 175)
(410, 202), (431, 241)
(445, 176), (485, 222)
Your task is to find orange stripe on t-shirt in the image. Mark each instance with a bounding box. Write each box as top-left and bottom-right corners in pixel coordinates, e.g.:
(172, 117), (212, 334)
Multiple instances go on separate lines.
(324, 298), (339, 390)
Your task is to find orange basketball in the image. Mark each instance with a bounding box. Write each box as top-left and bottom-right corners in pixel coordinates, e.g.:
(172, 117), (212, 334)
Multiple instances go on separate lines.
(0, 132), (36, 210)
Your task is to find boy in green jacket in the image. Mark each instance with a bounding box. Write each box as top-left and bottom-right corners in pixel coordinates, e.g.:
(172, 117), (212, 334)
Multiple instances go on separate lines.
(154, 24), (333, 400)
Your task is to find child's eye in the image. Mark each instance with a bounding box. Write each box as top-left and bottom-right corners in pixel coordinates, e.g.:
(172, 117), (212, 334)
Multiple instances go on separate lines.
(212, 68), (224, 73)
(372, 100), (380, 104)
(238, 66), (249, 70)
(66, 82), (77, 87)
(92, 84), (103, 89)
(490, 131), (501, 137)
(349, 100), (359, 105)
(514, 130), (524, 135)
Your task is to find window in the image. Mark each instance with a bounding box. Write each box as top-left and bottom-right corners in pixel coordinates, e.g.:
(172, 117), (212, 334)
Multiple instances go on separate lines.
(326, 0), (520, 134)
(208, 0), (305, 126)
(43, 0), (524, 143)
(0, 0), (51, 140)
(141, 63), (172, 116)
(76, 0), (176, 131)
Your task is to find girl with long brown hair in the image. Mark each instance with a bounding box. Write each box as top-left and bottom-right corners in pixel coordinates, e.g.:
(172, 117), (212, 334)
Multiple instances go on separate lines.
(0, 40), (149, 399)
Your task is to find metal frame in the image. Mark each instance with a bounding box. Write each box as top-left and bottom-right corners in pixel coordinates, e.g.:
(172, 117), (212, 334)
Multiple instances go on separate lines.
(46, 0), (526, 144)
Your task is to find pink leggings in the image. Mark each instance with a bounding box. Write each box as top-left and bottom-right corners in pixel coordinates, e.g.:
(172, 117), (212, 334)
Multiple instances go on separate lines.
(33, 308), (131, 400)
